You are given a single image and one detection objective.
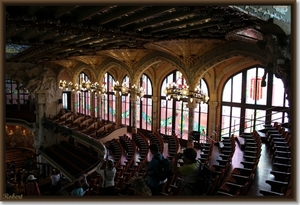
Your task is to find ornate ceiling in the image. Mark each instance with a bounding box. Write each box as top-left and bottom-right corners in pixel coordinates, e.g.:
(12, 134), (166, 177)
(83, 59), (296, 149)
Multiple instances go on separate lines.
(6, 5), (273, 67)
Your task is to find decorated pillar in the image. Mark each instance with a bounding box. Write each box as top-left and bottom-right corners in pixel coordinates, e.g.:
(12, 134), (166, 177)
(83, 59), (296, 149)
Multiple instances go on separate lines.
(208, 101), (218, 142)
(151, 96), (158, 133)
(90, 92), (95, 117)
(130, 91), (138, 134)
(115, 95), (121, 127)
(34, 90), (46, 157)
(98, 93), (102, 118)
(186, 101), (197, 139)
(71, 91), (76, 113)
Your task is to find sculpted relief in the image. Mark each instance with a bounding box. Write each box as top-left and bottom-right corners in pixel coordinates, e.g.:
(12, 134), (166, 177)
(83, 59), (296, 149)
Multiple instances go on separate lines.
(6, 63), (58, 113)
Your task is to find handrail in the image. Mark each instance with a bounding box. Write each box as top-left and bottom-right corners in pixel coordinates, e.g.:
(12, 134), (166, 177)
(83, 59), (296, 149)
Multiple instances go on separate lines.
(217, 107), (289, 140)
(6, 118), (34, 129)
(44, 117), (107, 159)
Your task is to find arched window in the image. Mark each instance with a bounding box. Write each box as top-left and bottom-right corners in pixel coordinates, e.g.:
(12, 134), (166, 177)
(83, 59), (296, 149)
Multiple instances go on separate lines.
(160, 71), (188, 139)
(5, 75), (30, 110)
(220, 66), (289, 139)
(75, 72), (90, 115)
(137, 74), (152, 131)
(193, 79), (209, 136)
(121, 75), (130, 126)
(102, 72), (116, 122)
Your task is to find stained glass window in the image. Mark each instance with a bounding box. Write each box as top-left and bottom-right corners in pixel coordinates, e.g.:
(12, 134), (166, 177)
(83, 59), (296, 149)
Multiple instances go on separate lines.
(137, 74), (152, 131)
(221, 66), (289, 140)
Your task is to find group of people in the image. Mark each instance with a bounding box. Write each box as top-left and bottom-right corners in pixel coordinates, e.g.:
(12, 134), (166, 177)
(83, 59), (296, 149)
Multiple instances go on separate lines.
(69, 159), (117, 196)
(145, 143), (200, 196)
(6, 142), (201, 197)
(70, 142), (201, 196)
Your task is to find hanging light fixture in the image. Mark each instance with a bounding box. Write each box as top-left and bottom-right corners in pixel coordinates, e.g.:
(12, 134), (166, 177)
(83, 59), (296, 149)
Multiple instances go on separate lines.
(59, 80), (106, 94)
(164, 82), (209, 103)
(112, 81), (145, 99)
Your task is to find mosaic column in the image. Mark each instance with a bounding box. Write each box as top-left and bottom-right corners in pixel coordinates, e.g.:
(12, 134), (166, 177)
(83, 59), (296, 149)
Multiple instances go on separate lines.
(90, 92), (95, 117)
(115, 95), (121, 127)
(151, 96), (158, 132)
(98, 94), (102, 118)
(71, 91), (76, 113)
(186, 101), (197, 139)
(130, 91), (138, 134)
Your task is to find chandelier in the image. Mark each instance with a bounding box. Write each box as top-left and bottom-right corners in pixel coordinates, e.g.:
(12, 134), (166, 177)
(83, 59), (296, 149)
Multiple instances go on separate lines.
(112, 81), (145, 99)
(164, 82), (209, 103)
(59, 80), (106, 95)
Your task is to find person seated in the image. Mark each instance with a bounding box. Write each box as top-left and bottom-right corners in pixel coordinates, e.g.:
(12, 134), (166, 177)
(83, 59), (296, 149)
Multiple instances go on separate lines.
(172, 148), (200, 196)
(71, 181), (84, 196)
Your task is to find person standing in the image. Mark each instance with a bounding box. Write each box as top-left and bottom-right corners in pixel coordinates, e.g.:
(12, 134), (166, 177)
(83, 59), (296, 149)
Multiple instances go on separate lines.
(25, 175), (41, 196)
(96, 160), (116, 195)
(172, 148), (200, 195)
(16, 169), (22, 188)
(146, 143), (164, 195)
(50, 169), (62, 195)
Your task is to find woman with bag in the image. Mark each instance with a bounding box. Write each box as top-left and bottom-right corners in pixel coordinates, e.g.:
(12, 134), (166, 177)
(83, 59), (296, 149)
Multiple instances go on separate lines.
(96, 160), (116, 196)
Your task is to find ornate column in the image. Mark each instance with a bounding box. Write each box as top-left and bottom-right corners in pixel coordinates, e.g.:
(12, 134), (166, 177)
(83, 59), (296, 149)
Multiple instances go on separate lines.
(151, 96), (158, 132)
(115, 95), (121, 127)
(208, 101), (218, 141)
(90, 92), (95, 117)
(34, 90), (46, 158)
(97, 94), (102, 118)
(186, 101), (197, 139)
(71, 91), (76, 113)
(130, 91), (138, 134)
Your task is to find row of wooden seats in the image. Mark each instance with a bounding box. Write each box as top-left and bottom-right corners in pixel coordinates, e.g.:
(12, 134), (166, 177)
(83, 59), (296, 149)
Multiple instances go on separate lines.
(80, 120), (100, 135)
(168, 133), (180, 158)
(259, 122), (292, 196)
(132, 133), (149, 160)
(148, 132), (164, 154)
(216, 131), (261, 196)
(199, 140), (214, 165)
(52, 111), (73, 123)
(60, 140), (99, 165)
(51, 144), (92, 175)
(44, 146), (84, 177)
(5, 148), (35, 169)
(65, 115), (87, 129)
(113, 135), (139, 195)
(239, 131), (262, 170)
(266, 126), (291, 159)
(53, 144), (92, 170)
(51, 111), (114, 139)
(197, 139), (219, 195)
(119, 135), (136, 164)
(105, 138), (123, 168)
(210, 136), (236, 196)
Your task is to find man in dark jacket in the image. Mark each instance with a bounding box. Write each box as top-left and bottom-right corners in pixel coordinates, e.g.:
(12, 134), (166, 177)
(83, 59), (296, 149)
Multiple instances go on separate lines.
(146, 143), (164, 195)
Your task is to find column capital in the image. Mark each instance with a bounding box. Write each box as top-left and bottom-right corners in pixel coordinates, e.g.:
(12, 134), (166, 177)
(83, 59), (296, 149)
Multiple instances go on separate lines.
(36, 91), (46, 104)
(186, 101), (198, 109)
(151, 96), (158, 101)
(208, 101), (218, 108)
